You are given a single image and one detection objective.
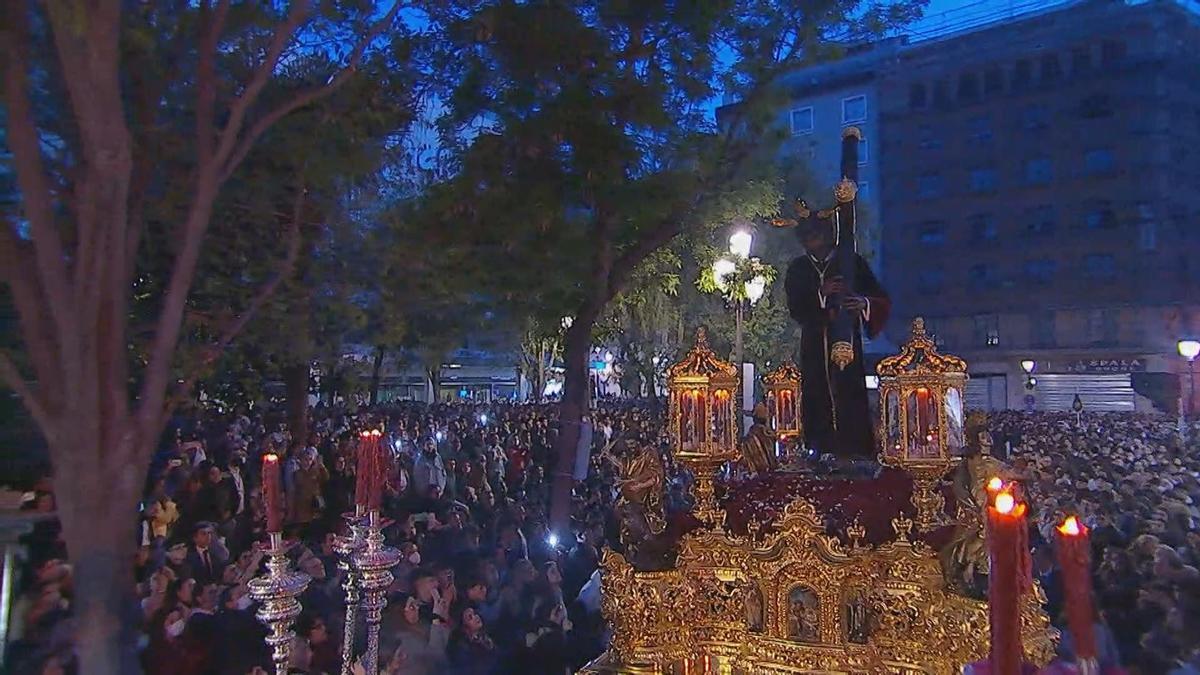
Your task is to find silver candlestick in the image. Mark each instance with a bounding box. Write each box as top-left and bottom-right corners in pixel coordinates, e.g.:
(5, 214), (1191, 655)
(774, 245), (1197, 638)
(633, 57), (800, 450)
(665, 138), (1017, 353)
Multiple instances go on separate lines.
(352, 510), (401, 675)
(335, 509), (367, 675)
(248, 531), (312, 675)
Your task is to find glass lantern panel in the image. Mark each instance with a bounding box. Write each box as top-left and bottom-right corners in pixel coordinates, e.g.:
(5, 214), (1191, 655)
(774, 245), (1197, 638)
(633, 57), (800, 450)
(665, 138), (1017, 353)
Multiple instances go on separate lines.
(946, 387), (965, 455)
(766, 390), (778, 430)
(907, 388), (941, 458)
(680, 390), (698, 450)
(713, 389), (731, 445)
(885, 390), (902, 456)
(780, 389), (797, 430)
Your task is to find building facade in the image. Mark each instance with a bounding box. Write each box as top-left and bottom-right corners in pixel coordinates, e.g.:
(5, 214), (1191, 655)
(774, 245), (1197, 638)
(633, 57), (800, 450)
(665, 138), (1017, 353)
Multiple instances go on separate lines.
(877, 0), (1200, 412)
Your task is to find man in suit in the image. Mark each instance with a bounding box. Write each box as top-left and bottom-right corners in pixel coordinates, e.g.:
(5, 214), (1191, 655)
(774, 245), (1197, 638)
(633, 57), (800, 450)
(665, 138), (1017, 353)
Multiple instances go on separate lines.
(184, 522), (228, 587)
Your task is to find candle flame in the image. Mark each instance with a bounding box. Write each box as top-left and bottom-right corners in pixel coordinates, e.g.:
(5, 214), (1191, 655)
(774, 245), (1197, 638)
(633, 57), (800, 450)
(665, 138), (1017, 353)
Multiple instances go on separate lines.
(987, 477), (1004, 492)
(1057, 515), (1083, 536)
(995, 492), (1016, 514)
(370, 429), (382, 437)
(264, 453), (278, 463)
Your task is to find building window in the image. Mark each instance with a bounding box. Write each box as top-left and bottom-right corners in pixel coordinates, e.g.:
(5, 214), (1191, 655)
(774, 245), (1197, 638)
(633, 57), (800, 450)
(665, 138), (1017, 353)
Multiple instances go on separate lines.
(842, 95), (866, 124)
(917, 269), (945, 293)
(790, 107), (814, 135)
(1101, 39), (1126, 66)
(1040, 53), (1062, 83)
(1071, 45), (1093, 74)
(1012, 59), (1033, 89)
(983, 66), (1004, 95)
(857, 138), (869, 165)
(1023, 258), (1057, 284)
(974, 314), (1000, 347)
(967, 115), (993, 143)
(918, 222), (947, 246)
(917, 173), (943, 199)
(969, 167), (998, 194)
(1139, 222), (1157, 251)
(917, 124), (942, 150)
(1031, 310), (1057, 348)
(909, 83), (927, 109)
(968, 264), (998, 290)
(1078, 93), (1113, 119)
(1025, 205), (1056, 236)
(1083, 200), (1116, 229)
(958, 72), (980, 102)
(1083, 148), (1114, 175)
(1083, 253), (1117, 281)
(1023, 157), (1053, 186)
(1022, 104), (1049, 130)
(1087, 309), (1119, 346)
(933, 80), (951, 108)
(970, 213), (998, 242)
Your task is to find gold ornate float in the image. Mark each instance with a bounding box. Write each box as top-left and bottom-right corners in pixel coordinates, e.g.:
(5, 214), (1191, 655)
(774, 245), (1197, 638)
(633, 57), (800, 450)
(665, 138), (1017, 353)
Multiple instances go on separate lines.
(581, 327), (1057, 674)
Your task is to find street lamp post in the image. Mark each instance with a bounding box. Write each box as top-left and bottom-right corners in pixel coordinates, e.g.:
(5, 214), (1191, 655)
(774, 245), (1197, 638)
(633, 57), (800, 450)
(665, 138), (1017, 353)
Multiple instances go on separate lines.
(710, 230), (769, 433)
(1178, 339), (1199, 433)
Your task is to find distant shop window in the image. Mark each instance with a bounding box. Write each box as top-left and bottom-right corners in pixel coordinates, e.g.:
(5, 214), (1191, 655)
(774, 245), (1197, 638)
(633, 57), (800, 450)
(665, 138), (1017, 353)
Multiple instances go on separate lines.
(1084, 253), (1117, 281)
(1040, 53), (1062, 83)
(1101, 39), (1126, 66)
(917, 269), (945, 293)
(969, 167), (998, 193)
(983, 67), (1004, 95)
(957, 72), (980, 102)
(909, 83), (927, 109)
(970, 213), (998, 242)
(842, 95), (867, 124)
(1022, 104), (1049, 130)
(919, 222), (947, 246)
(1083, 148), (1114, 175)
(974, 314), (1000, 347)
(1023, 157), (1053, 186)
(1139, 222), (1157, 251)
(1071, 45), (1093, 74)
(1012, 59), (1033, 89)
(790, 107), (814, 135)
(1023, 258), (1057, 284)
(917, 173), (943, 199)
(917, 124), (942, 150)
(968, 264), (998, 290)
(1083, 201), (1116, 229)
(967, 115), (993, 143)
(1025, 205), (1056, 236)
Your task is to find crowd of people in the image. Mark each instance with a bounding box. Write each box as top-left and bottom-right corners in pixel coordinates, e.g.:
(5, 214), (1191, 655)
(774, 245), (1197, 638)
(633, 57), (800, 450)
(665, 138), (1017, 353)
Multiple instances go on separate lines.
(993, 412), (1200, 674)
(4, 401), (1200, 674)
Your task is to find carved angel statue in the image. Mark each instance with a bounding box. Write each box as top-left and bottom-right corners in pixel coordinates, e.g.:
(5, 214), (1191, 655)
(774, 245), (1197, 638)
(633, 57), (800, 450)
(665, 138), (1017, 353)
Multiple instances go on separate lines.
(940, 412), (1009, 596)
(740, 402), (778, 475)
(603, 441), (666, 557)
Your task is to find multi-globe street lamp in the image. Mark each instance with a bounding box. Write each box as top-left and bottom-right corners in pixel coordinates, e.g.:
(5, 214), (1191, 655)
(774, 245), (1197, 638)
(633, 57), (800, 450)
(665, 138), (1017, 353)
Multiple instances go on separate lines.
(711, 230), (768, 369)
(1178, 339), (1199, 427)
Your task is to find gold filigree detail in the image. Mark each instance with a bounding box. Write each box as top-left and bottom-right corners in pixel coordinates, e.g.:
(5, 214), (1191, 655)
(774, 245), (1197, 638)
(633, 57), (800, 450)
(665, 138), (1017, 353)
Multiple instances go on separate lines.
(762, 360), (802, 385)
(667, 328), (738, 380)
(891, 512), (914, 541)
(846, 518), (867, 553)
(876, 317), (966, 377)
(830, 341), (854, 370)
(770, 198), (811, 228)
(834, 177), (858, 204)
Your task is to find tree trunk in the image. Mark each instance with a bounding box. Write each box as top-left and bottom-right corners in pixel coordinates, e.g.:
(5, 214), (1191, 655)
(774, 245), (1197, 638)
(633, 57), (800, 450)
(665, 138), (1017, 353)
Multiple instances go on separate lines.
(549, 303), (599, 534)
(369, 346), (385, 405)
(283, 363), (309, 444)
(535, 341), (548, 402)
(427, 367), (441, 403)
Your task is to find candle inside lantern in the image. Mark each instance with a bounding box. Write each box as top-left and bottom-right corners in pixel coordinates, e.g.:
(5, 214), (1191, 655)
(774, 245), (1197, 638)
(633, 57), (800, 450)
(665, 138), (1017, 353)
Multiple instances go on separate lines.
(262, 453), (283, 533)
(987, 476), (1004, 494)
(1055, 515), (1098, 666)
(367, 429), (384, 510)
(987, 487), (1026, 675)
(355, 431), (371, 509)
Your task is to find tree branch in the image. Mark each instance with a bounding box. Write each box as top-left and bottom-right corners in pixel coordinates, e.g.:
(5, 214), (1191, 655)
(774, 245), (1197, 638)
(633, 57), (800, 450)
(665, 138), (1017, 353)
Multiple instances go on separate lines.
(0, 351), (54, 438)
(219, 0), (405, 181)
(196, 0), (232, 167)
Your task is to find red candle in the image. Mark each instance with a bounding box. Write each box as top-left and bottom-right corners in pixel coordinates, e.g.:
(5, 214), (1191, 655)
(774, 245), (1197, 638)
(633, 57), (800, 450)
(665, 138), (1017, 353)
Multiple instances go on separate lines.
(1055, 516), (1098, 665)
(262, 453), (283, 533)
(367, 429), (384, 510)
(986, 488), (1026, 675)
(355, 431), (371, 509)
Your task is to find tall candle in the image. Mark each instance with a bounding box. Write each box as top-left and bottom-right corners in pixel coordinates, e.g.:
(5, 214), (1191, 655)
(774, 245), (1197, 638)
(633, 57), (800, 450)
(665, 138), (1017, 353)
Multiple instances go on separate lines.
(1055, 516), (1098, 666)
(262, 453), (283, 533)
(355, 431), (371, 509)
(367, 429), (384, 510)
(987, 489), (1025, 675)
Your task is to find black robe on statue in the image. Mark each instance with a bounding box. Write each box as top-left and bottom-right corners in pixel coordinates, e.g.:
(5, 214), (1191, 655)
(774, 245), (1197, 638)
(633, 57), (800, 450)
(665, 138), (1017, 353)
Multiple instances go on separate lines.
(785, 252), (889, 458)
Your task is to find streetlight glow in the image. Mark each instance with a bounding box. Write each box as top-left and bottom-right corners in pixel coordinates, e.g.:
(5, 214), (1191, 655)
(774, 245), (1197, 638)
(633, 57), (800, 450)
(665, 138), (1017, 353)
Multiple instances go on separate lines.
(728, 230), (753, 259)
(1179, 339), (1200, 361)
(1020, 359), (1036, 374)
(711, 258), (736, 290)
(744, 275), (767, 304)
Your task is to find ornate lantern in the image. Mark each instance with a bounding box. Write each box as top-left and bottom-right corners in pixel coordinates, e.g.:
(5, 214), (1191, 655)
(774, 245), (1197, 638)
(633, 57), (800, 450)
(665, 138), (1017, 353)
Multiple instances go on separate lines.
(667, 328), (739, 526)
(762, 361), (803, 442)
(876, 318), (968, 530)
